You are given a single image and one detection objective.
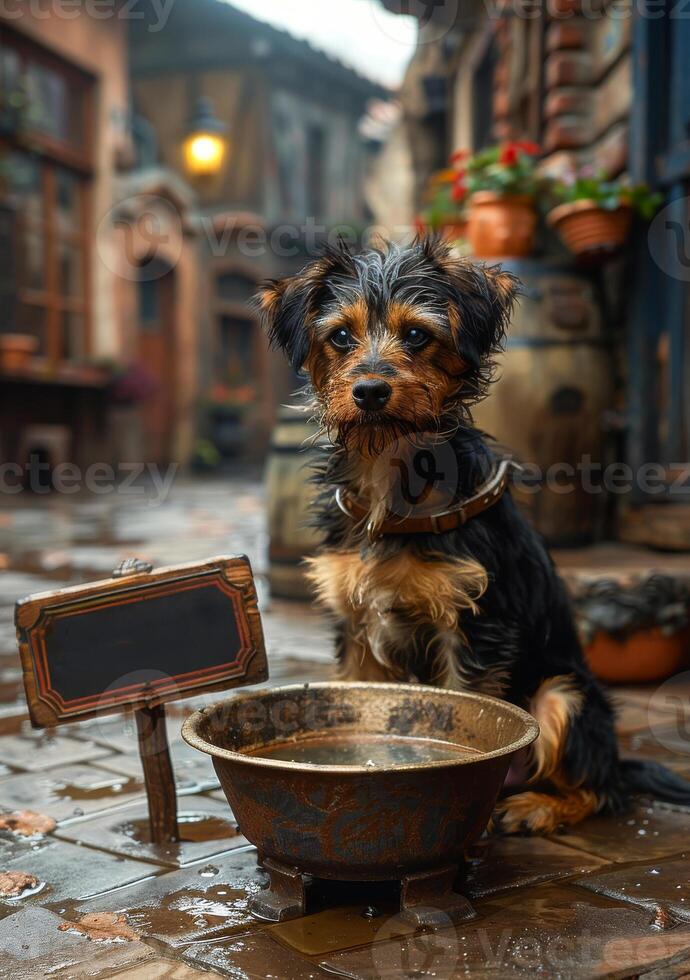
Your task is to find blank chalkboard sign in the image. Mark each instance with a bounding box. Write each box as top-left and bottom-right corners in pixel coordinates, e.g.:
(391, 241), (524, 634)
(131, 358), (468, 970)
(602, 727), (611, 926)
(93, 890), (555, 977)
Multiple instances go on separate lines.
(16, 555), (267, 727)
(15, 555), (269, 844)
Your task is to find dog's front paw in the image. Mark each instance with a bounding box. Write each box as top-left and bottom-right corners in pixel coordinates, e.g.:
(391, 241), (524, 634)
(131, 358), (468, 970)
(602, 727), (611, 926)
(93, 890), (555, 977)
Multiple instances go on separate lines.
(491, 788), (598, 836)
(491, 792), (557, 836)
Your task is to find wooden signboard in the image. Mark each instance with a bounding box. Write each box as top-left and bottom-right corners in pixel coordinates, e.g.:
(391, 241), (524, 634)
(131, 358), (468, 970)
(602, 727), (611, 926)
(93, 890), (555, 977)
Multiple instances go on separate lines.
(15, 555), (268, 843)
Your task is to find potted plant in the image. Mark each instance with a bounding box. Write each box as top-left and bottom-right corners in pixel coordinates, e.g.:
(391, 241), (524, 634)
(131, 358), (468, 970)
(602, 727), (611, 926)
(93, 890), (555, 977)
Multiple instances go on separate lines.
(418, 152), (470, 241)
(465, 141), (541, 258)
(574, 574), (690, 684)
(546, 170), (662, 261)
(0, 333), (39, 372)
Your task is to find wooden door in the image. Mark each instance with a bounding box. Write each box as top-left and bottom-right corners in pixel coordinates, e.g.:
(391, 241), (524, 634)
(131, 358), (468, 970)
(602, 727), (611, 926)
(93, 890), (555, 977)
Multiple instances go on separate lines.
(629, 10), (690, 495)
(138, 261), (175, 463)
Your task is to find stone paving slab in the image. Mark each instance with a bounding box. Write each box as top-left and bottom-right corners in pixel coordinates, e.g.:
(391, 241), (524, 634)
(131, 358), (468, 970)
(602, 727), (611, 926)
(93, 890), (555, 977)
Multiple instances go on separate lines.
(0, 906), (156, 979)
(72, 846), (266, 950)
(463, 835), (608, 899)
(0, 837), (158, 912)
(95, 753), (206, 795)
(109, 958), (224, 979)
(551, 800), (690, 862)
(0, 732), (113, 772)
(574, 854), (690, 923)
(184, 930), (327, 979)
(265, 903), (417, 959)
(56, 795), (247, 868)
(319, 882), (690, 979)
(619, 728), (690, 777)
(613, 697), (680, 737)
(0, 764), (146, 824)
(91, 733), (219, 793)
(640, 950), (690, 978)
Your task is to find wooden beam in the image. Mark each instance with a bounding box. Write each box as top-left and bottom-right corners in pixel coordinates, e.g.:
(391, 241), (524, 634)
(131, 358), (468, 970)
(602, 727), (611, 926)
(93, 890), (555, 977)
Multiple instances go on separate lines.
(135, 703), (179, 844)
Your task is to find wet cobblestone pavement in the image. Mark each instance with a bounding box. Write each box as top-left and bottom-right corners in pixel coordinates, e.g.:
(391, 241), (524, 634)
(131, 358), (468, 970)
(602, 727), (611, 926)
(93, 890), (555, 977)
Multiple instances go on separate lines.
(0, 477), (689, 978)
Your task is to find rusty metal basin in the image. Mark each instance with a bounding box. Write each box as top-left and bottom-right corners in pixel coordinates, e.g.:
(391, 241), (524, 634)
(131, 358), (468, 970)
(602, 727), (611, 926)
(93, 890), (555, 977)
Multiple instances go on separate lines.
(182, 682), (538, 885)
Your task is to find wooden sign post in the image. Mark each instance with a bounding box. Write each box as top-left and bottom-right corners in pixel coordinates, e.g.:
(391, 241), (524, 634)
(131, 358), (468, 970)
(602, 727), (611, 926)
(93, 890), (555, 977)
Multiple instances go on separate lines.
(15, 555), (268, 845)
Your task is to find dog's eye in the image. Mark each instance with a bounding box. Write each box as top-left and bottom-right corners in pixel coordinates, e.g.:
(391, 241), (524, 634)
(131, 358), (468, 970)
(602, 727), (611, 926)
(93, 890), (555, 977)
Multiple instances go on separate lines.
(329, 328), (355, 351)
(404, 328), (430, 350)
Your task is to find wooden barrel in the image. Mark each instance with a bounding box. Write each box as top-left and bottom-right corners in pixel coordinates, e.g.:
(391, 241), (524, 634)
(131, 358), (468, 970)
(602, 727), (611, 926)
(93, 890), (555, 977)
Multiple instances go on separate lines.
(474, 259), (609, 545)
(265, 410), (325, 600)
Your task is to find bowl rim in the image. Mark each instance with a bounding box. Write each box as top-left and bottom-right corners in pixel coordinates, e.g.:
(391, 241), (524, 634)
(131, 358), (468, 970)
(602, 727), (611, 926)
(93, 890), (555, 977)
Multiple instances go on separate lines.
(181, 681), (540, 775)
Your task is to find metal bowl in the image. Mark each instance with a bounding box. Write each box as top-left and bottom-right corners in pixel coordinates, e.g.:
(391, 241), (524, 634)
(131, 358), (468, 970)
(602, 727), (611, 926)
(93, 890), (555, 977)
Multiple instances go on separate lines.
(182, 682), (538, 881)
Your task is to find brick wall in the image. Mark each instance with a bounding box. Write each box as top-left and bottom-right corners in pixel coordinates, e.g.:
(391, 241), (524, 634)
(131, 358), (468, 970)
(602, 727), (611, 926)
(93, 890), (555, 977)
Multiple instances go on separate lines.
(543, 7), (632, 175)
(479, 7), (632, 177)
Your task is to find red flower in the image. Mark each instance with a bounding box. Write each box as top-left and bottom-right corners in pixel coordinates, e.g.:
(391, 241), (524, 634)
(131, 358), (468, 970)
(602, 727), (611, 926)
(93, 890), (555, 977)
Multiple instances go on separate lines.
(515, 140), (541, 155)
(413, 215), (426, 234)
(451, 182), (467, 203)
(451, 149), (469, 164)
(499, 144), (519, 166)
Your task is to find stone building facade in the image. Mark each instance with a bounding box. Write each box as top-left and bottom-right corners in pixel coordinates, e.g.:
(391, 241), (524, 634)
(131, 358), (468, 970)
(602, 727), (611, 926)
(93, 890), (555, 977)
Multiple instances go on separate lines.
(129, 0), (388, 456)
(378, 0), (690, 548)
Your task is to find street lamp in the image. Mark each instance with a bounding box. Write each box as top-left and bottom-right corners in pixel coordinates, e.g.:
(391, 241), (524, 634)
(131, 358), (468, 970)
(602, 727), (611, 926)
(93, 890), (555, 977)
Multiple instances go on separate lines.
(183, 96), (227, 178)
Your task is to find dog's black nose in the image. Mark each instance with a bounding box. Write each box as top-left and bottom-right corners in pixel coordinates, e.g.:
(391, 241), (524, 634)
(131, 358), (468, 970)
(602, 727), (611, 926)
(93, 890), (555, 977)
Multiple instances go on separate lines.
(352, 379), (392, 411)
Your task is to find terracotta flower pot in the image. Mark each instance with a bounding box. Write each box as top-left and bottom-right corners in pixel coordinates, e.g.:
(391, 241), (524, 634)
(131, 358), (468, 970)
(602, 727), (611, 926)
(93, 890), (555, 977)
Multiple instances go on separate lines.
(0, 334), (39, 372)
(585, 626), (690, 685)
(547, 200), (633, 260)
(467, 192), (537, 258)
(439, 218), (469, 242)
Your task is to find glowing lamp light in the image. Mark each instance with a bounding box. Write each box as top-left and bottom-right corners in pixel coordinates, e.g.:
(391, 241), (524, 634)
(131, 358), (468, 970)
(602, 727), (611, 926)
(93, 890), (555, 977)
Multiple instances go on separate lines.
(183, 96), (227, 178)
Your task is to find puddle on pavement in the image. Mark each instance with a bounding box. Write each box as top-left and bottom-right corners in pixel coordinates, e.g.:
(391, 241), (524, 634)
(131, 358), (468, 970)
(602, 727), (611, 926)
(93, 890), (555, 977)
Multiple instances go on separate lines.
(108, 882), (256, 944)
(6, 879), (47, 902)
(54, 775), (141, 804)
(120, 813), (240, 845)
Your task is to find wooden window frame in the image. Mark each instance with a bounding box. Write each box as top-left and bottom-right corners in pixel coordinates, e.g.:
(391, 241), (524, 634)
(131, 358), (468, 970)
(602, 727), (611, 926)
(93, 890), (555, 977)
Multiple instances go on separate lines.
(212, 263), (260, 388)
(1, 27), (94, 363)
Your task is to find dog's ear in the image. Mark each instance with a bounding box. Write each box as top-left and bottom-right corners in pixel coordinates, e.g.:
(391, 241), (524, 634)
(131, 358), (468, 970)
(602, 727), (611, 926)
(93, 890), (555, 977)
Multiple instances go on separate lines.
(256, 242), (356, 372)
(255, 273), (315, 373)
(421, 237), (520, 374)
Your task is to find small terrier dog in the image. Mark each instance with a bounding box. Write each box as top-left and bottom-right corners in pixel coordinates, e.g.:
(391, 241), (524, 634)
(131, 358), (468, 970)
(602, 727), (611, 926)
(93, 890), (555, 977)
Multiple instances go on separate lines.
(258, 237), (690, 833)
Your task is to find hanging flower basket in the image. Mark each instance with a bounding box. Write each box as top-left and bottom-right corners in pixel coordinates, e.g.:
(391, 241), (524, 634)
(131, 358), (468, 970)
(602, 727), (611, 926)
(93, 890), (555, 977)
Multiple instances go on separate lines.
(467, 192), (537, 259)
(546, 172), (662, 262)
(546, 200), (633, 261)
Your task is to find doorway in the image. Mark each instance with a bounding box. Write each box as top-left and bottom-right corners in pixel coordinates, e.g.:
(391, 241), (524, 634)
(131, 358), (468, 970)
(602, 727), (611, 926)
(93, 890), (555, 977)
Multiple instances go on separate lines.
(629, 9), (690, 496)
(137, 259), (175, 463)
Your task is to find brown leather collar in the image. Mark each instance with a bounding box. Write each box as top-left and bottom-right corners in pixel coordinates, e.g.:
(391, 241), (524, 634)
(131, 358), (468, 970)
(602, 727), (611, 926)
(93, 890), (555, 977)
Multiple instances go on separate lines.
(335, 459), (516, 539)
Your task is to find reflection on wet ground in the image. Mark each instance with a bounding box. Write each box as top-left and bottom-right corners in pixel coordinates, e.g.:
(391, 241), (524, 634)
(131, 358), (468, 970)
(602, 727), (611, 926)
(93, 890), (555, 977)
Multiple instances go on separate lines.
(0, 478), (689, 977)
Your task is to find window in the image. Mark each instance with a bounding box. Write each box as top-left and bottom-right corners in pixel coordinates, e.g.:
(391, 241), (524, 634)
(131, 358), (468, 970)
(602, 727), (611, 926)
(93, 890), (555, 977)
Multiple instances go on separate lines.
(213, 268), (258, 386)
(472, 38), (497, 151)
(218, 315), (254, 385)
(217, 271), (257, 304)
(306, 125), (327, 219)
(0, 31), (92, 362)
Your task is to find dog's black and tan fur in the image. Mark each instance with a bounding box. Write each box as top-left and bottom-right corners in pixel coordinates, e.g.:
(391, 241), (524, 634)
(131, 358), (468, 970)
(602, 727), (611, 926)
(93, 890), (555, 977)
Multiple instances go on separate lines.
(258, 237), (690, 834)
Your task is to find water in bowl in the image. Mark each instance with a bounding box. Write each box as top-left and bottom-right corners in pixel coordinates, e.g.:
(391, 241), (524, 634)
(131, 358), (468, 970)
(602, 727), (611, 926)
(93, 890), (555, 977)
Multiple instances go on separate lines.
(247, 733), (480, 767)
